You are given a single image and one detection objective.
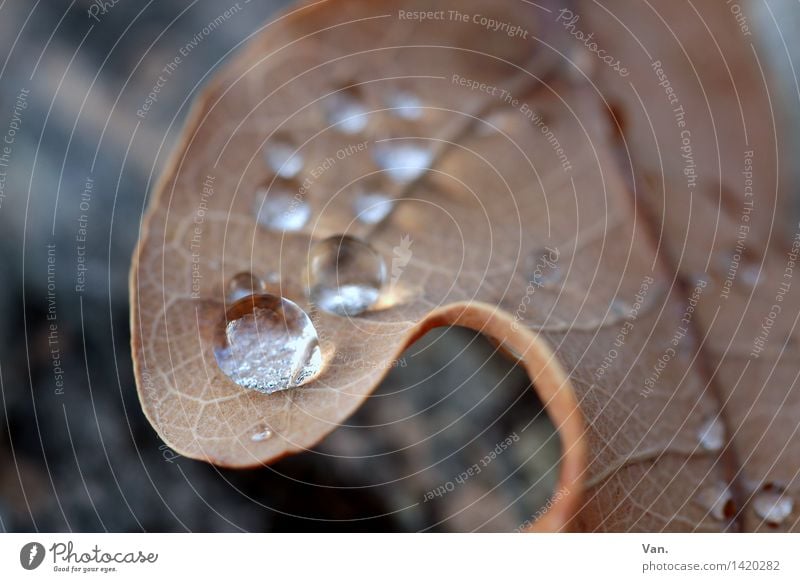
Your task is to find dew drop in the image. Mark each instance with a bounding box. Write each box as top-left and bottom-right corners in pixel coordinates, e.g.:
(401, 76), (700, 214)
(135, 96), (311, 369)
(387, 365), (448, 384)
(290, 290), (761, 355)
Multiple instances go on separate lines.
(308, 235), (386, 316)
(696, 482), (735, 521)
(387, 90), (423, 120)
(254, 182), (310, 232)
(698, 416), (726, 451)
(250, 426), (273, 442)
(227, 272), (264, 304)
(753, 484), (794, 526)
(213, 293), (322, 394)
(353, 188), (394, 225)
(325, 88), (368, 134)
(372, 141), (433, 182)
(263, 138), (303, 179)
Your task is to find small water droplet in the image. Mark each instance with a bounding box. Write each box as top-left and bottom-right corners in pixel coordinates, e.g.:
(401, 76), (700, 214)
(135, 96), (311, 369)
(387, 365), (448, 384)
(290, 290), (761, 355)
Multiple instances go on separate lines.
(698, 416), (725, 451)
(308, 235), (386, 316)
(753, 484), (793, 526)
(696, 482), (735, 521)
(325, 88), (368, 134)
(227, 272), (265, 303)
(353, 188), (394, 224)
(250, 426), (273, 442)
(263, 138), (303, 179)
(387, 90), (423, 120)
(213, 294), (322, 394)
(372, 141), (432, 182)
(254, 182), (310, 232)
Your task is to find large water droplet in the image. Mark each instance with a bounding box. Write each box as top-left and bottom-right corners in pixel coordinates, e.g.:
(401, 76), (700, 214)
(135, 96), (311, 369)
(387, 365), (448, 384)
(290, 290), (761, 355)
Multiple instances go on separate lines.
(213, 294), (322, 394)
(698, 416), (725, 451)
(753, 484), (793, 526)
(696, 482), (735, 521)
(250, 425), (273, 442)
(254, 182), (310, 232)
(353, 187), (394, 225)
(325, 88), (368, 134)
(372, 141), (433, 182)
(263, 138), (303, 179)
(308, 235), (386, 316)
(227, 272), (264, 304)
(387, 90), (423, 120)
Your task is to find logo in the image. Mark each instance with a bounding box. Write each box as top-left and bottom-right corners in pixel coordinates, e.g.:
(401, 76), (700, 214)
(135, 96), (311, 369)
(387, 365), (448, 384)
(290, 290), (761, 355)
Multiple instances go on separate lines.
(20, 542), (45, 570)
(390, 234), (413, 288)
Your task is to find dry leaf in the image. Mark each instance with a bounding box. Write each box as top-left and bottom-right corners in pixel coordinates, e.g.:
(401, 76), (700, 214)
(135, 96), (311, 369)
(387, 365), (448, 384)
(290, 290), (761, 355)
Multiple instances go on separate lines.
(131, 0), (797, 531)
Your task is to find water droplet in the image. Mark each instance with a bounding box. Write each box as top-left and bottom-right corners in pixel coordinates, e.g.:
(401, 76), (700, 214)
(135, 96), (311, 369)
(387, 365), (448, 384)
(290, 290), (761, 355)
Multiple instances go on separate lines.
(325, 88), (368, 134)
(250, 426), (273, 442)
(308, 235), (386, 316)
(696, 482), (735, 521)
(372, 141), (432, 182)
(353, 188), (394, 224)
(387, 90), (423, 120)
(739, 264), (761, 288)
(263, 138), (303, 179)
(254, 182), (310, 232)
(227, 272), (264, 303)
(753, 484), (793, 526)
(213, 294), (322, 394)
(698, 416), (725, 451)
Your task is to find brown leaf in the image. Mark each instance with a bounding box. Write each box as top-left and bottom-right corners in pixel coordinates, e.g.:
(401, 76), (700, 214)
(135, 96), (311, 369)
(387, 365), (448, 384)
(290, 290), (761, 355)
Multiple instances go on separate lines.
(131, 0), (796, 531)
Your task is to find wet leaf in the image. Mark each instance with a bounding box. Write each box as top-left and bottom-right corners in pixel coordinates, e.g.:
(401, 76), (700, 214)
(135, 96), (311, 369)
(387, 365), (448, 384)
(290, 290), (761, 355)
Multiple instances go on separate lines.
(131, 0), (796, 531)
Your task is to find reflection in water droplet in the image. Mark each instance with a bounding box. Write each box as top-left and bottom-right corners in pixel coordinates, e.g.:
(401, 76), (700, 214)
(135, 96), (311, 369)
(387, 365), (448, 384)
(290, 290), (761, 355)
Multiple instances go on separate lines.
(696, 482), (735, 521)
(325, 89), (368, 134)
(753, 484), (793, 526)
(372, 142), (432, 182)
(263, 138), (303, 179)
(254, 182), (310, 232)
(387, 90), (423, 120)
(250, 426), (273, 442)
(698, 416), (725, 451)
(308, 235), (386, 316)
(213, 294), (322, 394)
(227, 273), (265, 303)
(353, 189), (394, 224)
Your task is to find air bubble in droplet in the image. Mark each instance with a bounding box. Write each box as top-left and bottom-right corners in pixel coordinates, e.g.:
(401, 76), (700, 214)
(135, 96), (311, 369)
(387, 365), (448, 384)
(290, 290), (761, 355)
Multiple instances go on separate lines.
(372, 142), (432, 182)
(213, 293), (322, 394)
(353, 189), (394, 225)
(753, 484), (793, 526)
(250, 426), (273, 442)
(263, 138), (303, 179)
(698, 416), (725, 451)
(254, 182), (310, 232)
(387, 90), (423, 120)
(227, 272), (265, 303)
(308, 235), (386, 316)
(696, 482), (735, 521)
(325, 89), (368, 134)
